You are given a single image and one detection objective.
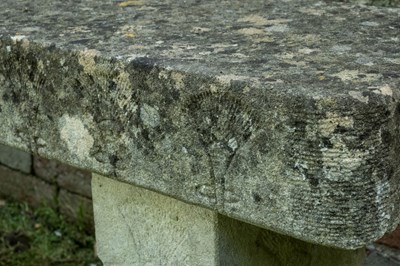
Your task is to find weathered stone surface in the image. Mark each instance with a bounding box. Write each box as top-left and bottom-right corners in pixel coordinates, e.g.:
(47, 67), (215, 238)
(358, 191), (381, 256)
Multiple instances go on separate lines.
(0, 143), (31, 173)
(0, 164), (56, 208)
(58, 189), (93, 229)
(93, 174), (366, 266)
(34, 156), (92, 198)
(0, 0), (399, 248)
(339, 0), (400, 7)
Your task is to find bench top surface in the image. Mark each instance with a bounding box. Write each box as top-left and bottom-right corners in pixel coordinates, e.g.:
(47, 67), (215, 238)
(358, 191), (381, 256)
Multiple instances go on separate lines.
(1, 0), (399, 97)
(0, 0), (400, 249)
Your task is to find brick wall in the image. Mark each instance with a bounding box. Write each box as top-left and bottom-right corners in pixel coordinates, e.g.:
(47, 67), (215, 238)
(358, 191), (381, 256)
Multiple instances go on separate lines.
(0, 144), (93, 231)
(0, 143), (399, 247)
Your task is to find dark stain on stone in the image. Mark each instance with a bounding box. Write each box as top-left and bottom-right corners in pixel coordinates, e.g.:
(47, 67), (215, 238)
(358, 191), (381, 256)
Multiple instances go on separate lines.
(334, 125), (350, 134)
(69, 38), (92, 45)
(9, 91), (20, 104)
(109, 154), (119, 167)
(252, 192), (262, 203)
(321, 137), (333, 149)
(309, 176), (320, 187)
(108, 80), (117, 91)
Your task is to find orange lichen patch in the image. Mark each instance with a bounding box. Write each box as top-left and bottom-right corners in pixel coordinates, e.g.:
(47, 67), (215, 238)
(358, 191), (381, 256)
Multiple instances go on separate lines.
(237, 15), (269, 26)
(237, 27), (265, 36)
(117, 0), (144, 7)
(125, 32), (136, 38)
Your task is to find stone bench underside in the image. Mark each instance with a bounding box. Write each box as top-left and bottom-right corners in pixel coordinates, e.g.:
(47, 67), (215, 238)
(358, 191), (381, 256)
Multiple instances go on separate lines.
(0, 0), (399, 249)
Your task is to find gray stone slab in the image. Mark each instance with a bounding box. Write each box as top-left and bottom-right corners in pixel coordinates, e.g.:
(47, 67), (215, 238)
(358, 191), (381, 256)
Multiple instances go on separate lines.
(0, 144), (31, 173)
(0, 0), (399, 248)
(365, 253), (400, 266)
(92, 174), (365, 266)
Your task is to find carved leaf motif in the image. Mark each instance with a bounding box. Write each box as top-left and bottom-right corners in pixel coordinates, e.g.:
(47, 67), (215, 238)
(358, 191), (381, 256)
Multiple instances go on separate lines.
(185, 90), (259, 208)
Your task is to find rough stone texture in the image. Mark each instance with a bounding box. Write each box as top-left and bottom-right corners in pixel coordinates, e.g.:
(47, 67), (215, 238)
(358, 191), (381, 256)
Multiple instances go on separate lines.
(0, 164), (56, 208)
(339, 0), (400, 7)
(0, 143), (31, 174)
(34, 156), (92, 198)
(58, 189), (94, 230)
(0, 0), (399, 248)
(93, 174), (365, 266)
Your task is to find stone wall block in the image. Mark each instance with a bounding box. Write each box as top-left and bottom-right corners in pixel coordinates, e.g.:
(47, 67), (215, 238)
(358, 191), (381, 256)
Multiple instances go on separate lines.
(33, 156), (59, 183)
(58, 189), (94, 230)
(34, 156), (92, 198)
(0, 164), (56, 208)
(57, 166), (92, 198)
(0, 144), (31, 174)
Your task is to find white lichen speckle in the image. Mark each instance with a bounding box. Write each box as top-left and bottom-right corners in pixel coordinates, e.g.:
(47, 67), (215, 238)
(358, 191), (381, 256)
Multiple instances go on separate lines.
(217, 74), (248, 85)
(298, 48), (318, 55)
(140, 103), (160, 128)
(373, 84), (393, 97)
(238, 15), (291, 26)
(299, 8), (325, 16)
(349, 91), (369, 103)
(237, 27), (265, 36)
(266, 24), (289, 33)
(385, 58), (400, 65)
(331, 70), (359, 82)
(237, 15), (269, 26)
(318, 113), (354, 137)
(171, 72), (185, 90)
(331, 70), (380, 83)
(228, 138), (238, 151)
(78, 49), (100, 75)
(330, 45), (352, 54)
(191, 27), (211, 33)
(361, 21), (379, 27)
(355, 55), (374, 66)
(59, 115), (94, 161)
(11, 35), (27, 43)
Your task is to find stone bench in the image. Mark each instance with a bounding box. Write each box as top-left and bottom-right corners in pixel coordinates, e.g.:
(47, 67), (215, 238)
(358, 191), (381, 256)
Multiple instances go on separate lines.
(0, 0), (399, 265)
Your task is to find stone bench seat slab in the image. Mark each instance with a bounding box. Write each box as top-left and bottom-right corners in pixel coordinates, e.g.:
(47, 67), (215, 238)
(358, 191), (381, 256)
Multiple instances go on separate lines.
(0, 0), (399, 249)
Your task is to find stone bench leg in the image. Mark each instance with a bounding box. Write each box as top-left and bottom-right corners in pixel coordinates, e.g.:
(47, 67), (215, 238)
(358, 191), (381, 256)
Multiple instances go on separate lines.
(92, 174), (365, 266)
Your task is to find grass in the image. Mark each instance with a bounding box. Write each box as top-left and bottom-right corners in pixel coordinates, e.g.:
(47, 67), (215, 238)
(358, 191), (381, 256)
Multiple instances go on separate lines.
(0, 199), (102, 266)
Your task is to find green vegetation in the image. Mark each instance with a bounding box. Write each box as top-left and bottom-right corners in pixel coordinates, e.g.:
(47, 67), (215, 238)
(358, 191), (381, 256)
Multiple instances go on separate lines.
(0, 200), (101, 266)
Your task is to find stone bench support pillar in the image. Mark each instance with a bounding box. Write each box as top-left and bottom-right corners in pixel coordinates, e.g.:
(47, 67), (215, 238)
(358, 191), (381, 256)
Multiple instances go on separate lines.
(92, 174), (365, 266)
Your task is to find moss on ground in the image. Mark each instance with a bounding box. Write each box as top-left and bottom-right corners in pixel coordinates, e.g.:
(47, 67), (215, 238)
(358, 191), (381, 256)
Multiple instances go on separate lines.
(0, 200), (102, 266)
